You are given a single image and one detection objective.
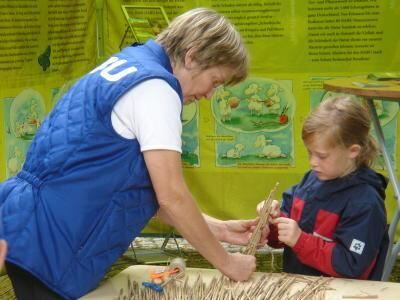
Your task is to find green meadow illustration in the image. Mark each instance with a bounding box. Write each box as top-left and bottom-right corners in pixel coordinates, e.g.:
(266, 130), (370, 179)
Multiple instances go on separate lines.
(181, 102), (199, 167)
(212, 78), (295, 167)
(2, 89), (46, 177)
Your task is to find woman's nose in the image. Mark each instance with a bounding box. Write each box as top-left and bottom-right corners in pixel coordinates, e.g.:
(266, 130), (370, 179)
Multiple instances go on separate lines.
(206, 84), (220, 99)
(205, 89), (215, 99)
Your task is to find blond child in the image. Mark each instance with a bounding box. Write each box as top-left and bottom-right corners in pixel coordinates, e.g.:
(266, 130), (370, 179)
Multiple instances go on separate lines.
(259, 96), (388, 280)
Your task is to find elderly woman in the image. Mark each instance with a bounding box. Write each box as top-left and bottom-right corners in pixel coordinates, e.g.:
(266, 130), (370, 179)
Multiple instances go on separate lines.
(0, 8), (258, 299)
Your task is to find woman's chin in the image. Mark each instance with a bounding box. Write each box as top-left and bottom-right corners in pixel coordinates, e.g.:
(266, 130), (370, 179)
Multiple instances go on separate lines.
(184, 98), (197, 105)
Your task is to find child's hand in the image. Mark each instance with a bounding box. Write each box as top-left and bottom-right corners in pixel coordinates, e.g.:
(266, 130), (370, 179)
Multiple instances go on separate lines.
(256, 200), (281, 244)
(256, 200), (280, 219)
(272, 217), (302, 247)
(260, 222), (270, 245)
(269, 200), (280, 218)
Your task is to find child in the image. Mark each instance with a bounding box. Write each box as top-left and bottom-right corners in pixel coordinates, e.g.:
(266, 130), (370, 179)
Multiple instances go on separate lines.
(259, 96), (389, 280)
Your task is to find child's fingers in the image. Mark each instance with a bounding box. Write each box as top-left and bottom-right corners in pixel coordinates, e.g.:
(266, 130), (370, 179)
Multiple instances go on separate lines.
(271, 210), (280, 218)
(270, 201), (280, 217)
(271, 200), (280, 209)
(272, 217), (290, 224)
(273, 218), (293, 234)
(256, 201), (265, 214)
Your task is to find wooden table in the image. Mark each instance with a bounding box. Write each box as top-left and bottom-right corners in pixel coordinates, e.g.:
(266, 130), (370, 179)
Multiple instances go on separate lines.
(323, 77), (400, 100)
(323, 77), (400, 280)
(81, 265), (400, 299)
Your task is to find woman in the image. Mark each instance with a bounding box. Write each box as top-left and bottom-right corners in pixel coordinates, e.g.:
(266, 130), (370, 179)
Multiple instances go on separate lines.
(0, 8), (259, 300)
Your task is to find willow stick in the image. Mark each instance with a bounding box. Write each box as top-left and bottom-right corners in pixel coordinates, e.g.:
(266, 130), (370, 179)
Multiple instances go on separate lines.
(243, 182), (279, 255)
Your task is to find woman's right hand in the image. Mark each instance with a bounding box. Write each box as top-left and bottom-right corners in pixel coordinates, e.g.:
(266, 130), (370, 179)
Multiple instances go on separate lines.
(0, 240), (7, 270)
(219, 252), (256, 282)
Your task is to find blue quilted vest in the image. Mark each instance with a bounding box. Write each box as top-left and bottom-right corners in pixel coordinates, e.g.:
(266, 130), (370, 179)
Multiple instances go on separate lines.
(0, 40), (182, 299)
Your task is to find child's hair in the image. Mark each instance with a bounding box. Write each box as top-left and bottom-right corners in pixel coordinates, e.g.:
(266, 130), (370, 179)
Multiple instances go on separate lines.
(302, 96), (378, 168)
(156, 8), (248, 85)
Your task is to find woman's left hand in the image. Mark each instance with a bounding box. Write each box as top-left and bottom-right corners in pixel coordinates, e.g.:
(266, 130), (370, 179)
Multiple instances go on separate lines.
(221, 219), (268, 246)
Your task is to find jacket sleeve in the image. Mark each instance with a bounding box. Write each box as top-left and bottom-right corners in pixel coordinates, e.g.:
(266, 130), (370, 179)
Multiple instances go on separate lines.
(267, 185), (297, 248)
(292, 189), (387, 278)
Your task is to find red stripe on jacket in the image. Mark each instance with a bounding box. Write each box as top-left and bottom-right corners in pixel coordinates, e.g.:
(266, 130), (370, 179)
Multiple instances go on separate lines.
(291, 197), (304, 222)
(360, 256), (377, 279)
(293, 232), (340, 277)
(314, 209), (340, 241)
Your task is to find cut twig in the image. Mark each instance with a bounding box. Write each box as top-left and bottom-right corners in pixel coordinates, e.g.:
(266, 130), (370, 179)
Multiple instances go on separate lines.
(342, 295), (379, 299)
(243, 182), (279, 255)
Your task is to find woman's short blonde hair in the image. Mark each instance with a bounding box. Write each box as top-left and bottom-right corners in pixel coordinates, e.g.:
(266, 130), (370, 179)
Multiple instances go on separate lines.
(156, 8), (248, 85)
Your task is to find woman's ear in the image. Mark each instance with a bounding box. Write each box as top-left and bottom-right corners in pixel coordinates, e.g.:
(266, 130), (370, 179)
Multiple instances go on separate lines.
(348, 144), (361, 159)
(184, 48), (196, 70)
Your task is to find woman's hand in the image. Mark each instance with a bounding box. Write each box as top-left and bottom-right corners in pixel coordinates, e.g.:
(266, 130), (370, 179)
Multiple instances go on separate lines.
(204, 216), (267, 246)
(0, 240), (7, 270)
(220, 219), (261, 246)
(219, 252), (256, 281)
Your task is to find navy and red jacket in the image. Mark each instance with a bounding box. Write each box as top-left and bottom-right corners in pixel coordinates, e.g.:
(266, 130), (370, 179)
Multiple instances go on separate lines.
(268, 167), (389, 280)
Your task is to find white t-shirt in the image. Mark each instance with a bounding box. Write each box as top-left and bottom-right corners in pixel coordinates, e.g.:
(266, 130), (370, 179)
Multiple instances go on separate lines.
(111, 78), (182, 153)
